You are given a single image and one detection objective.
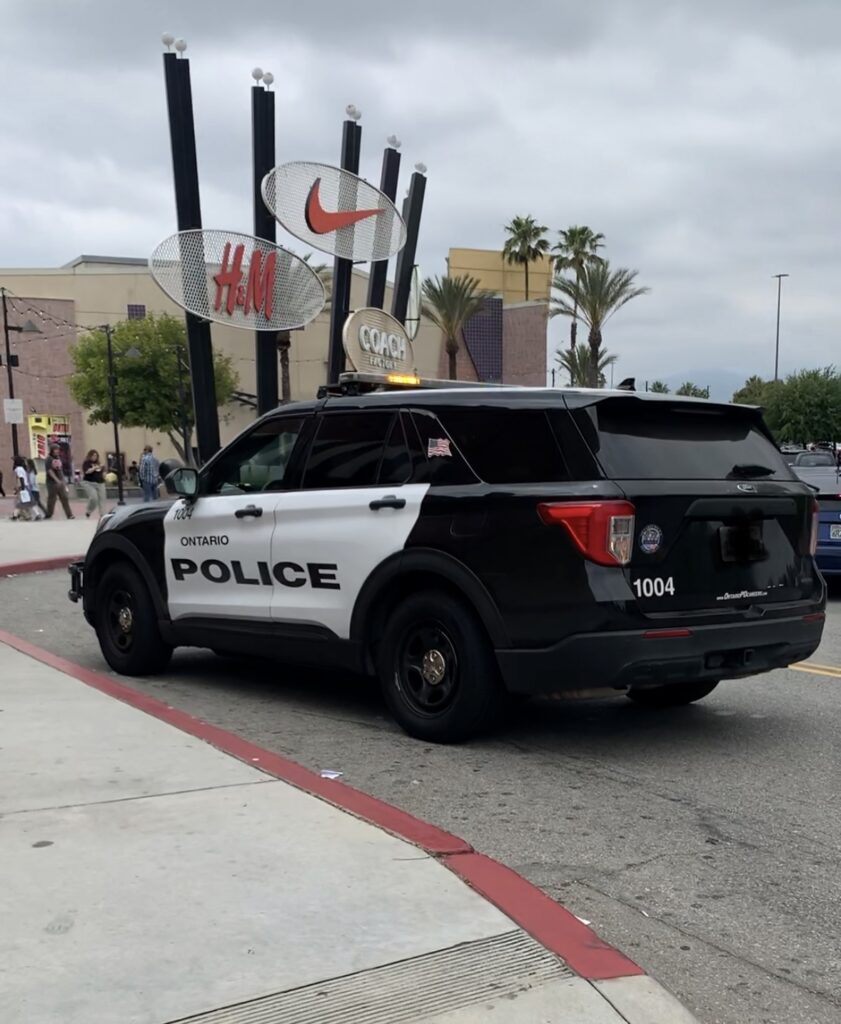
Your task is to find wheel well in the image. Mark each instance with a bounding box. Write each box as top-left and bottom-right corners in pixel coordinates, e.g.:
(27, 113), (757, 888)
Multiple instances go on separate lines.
(362, 571), (489, 674)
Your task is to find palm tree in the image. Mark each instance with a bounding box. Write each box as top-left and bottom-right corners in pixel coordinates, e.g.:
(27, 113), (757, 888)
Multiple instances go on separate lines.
(552, 226), (605, 351)
(502, 215), (550, 301)
(422, 274), (488, 380)
(550, 260), (649, 387)
(648, 380), (670, 394)
(556, 344), (617, 388)
(277, 257), (332, 403)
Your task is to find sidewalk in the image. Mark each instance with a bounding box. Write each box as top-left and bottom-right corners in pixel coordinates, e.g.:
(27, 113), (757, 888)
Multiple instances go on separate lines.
(0, 635), (699, 1024)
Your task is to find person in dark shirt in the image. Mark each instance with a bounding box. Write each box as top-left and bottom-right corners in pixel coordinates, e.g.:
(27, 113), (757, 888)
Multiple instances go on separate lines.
(82, 449), (107, 519)
(45, 444), (74, 519)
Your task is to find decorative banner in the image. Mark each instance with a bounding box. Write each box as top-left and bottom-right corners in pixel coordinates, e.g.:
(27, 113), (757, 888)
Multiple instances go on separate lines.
(149, 229), (325, 331)
(342, 307), (415, 375)
(262, 162), (407, 262)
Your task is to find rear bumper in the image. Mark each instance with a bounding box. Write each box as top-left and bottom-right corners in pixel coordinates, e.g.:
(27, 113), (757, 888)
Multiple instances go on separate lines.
(496, 612), (825, 694)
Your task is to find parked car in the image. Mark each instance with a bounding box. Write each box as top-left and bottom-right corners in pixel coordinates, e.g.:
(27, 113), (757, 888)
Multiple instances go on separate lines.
(792, 465), (841, 576)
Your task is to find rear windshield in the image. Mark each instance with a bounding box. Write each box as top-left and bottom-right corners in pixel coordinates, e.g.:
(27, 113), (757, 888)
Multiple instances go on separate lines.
(568, 399), (791, 481)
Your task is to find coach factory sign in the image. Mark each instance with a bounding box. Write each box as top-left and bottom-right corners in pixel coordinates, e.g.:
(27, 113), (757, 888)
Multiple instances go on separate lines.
(342, 307), (415, 375)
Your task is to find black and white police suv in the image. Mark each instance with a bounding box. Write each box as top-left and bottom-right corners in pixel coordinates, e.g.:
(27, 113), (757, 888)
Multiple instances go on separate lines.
(68, 375), (825, 742)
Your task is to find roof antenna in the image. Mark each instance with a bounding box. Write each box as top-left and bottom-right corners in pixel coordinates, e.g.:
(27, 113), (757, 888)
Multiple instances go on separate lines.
(616, 377), (636, 392)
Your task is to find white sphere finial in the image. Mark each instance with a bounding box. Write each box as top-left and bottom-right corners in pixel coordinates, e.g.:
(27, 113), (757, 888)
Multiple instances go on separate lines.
(251, 67), (264, 82)
(161, 32), (175, 49)
(174, 38), (187, 54)
(262, 71), (274, 87)
(414, 162), (427, 175)
(345, 103), (362, 121)
(387, 134), (401, 149)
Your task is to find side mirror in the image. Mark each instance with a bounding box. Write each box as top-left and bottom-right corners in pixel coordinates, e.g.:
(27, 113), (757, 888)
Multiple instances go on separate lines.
(165, 466), (199, 500)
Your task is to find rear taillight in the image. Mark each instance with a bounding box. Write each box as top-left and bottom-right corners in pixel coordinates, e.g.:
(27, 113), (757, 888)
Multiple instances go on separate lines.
(538, 501), (636, 566)
(810, 500), (819, 556)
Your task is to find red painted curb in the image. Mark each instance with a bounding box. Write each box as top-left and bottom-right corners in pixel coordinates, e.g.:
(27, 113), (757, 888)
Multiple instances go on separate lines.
(0, 554), (83, 579)
(0, 627), (644, 982)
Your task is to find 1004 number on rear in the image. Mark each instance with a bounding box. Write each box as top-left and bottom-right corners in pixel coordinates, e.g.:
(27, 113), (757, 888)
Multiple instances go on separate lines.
(632, 576), (676, 599)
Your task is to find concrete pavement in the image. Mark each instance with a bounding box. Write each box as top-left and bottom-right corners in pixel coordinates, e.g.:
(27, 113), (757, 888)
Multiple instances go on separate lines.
(0, 635), (699, 1023)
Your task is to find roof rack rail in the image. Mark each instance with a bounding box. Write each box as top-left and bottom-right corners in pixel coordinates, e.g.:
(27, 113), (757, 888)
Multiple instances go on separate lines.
(317, 372), (513, 398)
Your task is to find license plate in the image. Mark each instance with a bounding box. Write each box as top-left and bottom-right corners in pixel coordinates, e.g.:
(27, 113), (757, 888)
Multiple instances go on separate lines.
(831, 525), (841, 540)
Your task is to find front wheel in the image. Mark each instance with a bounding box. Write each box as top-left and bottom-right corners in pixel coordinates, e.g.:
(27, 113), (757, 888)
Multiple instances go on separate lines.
(377, 590), (505, 743)
(95, 562), (172, 675)
(627, 680), (719, 708)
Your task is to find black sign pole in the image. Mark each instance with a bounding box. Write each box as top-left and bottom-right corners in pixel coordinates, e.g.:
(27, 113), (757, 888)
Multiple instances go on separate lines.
(163, 48), (220, 463)
(252, 76), (278, 416)
(326, 116), (362, 385)
(391, 167), (427, 324)
(366, 142), (401, 310)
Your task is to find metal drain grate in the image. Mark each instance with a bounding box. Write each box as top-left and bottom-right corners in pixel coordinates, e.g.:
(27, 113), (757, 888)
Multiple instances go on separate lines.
(167, 929), (572, 1024)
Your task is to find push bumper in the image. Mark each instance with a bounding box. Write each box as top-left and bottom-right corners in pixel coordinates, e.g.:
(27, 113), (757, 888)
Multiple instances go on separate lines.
(496, 612), (826, 694)
(67, 560), (84, 603)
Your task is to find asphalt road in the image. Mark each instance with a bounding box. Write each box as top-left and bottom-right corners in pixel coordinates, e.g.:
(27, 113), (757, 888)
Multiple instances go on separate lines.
(3, 571), (841, 1024)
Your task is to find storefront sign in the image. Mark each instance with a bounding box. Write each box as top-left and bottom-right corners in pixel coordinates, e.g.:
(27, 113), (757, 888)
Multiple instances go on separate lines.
(262, 162), (407, 262)
(342, 308), (415, 375)
(148, 229), (325, 331)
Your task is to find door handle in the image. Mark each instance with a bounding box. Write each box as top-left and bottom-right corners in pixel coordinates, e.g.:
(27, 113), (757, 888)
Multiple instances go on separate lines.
(234, 504), (263, 519)
(369, 495), (406, 511)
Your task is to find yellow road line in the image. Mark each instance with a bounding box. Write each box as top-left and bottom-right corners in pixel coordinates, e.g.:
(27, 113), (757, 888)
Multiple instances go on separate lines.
(790, 662), (841, 678)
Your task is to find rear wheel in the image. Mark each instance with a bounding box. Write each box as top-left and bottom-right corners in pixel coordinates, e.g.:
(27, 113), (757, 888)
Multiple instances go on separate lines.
(377, 590), (505, 743)
(627, 680), (719, 707)
(95, 562), (172, 675)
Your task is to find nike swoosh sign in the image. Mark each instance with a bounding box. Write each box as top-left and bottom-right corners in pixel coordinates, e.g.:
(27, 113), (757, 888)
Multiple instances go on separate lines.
(305, 178), (383, 234)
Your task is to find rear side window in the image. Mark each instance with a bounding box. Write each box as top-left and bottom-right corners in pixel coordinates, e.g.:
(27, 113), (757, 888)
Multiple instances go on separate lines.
(435, 407), (570, 484)
(304, 411), (394, 489)
(569, 399), (790, 480)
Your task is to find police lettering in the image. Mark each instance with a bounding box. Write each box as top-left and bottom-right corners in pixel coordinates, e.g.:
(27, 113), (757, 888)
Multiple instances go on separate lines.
(171, 558), (340, 590)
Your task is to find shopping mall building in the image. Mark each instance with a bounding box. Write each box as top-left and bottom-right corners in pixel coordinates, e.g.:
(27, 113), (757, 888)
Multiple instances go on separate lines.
(0, 249), (549, 476)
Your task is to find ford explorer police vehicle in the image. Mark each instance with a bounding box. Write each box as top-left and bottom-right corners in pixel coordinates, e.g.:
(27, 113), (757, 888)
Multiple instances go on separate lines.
(68, 375), (826, 743)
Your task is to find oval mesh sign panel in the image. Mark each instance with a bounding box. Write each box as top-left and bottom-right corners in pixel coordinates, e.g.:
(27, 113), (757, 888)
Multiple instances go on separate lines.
(262, 161), (407, 262)
(149, 230), (325, 331)
(343, 307), (415, 375)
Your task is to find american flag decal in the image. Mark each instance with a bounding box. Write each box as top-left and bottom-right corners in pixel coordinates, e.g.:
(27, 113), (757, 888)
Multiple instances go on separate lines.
(427, 437), (452, 458)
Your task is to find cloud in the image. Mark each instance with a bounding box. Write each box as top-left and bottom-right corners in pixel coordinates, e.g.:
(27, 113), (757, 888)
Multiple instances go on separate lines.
(0, 0), (839, 394)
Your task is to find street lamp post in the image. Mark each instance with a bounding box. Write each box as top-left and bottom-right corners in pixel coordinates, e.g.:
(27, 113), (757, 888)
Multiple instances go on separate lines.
(773, 273), (789, 383)
(1, 287), (41, 459)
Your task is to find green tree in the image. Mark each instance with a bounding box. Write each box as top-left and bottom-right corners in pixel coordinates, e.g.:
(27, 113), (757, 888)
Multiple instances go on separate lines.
(772, 367), (841, 444)
(502, 215), (550, 301)
(68, 314), (239, 463)
(556, 344), (617, 388)
(732, 375), (772, 406)
(550, 260), (649, 387)
(422, 274), (489, 380)
(675, 381), (710, 398)
(648, 380), (670, 393)
(552, 225), (605, 353)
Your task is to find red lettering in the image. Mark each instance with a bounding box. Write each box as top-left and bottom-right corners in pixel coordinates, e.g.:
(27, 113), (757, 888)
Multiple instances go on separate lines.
(213, 242), (245, 315)
(244, 250), (277, 320)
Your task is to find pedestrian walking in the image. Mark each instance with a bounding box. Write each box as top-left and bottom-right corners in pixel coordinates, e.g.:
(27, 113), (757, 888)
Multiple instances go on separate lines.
(81, 449), (108, 518)
(45, 443), (75, 519)
(10, 456), (35, 521)
(0, 468), (5, 498)
(138, 445), (160, 502)
(26, 459), (47, 518)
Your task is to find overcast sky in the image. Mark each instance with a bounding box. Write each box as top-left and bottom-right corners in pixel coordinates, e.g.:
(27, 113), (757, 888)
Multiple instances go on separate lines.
(1, 0), (839, 397)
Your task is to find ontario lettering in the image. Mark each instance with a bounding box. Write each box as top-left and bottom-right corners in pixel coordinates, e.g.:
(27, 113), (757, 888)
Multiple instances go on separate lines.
(180, 535), (230, 547)
(171, 558), (341, 590)
(212, 242), (277, 321)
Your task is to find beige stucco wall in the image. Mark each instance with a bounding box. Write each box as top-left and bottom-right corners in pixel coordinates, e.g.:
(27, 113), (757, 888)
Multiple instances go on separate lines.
(447, 248), (552, 304)
(0, 259), (443, 467)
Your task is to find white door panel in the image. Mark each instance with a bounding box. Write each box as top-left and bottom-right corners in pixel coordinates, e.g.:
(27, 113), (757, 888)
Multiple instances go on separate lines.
(164, 495), (279, 621)
(270, 484), (429, 637)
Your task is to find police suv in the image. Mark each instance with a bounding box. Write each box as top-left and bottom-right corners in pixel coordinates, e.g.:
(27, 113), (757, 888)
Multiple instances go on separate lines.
(68, 376), (825, 743)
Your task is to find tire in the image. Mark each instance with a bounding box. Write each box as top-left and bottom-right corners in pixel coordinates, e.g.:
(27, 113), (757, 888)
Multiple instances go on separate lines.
(627, 680), (719, 708)
(94, 561), (172, 675)
(376, 590), (505, 743)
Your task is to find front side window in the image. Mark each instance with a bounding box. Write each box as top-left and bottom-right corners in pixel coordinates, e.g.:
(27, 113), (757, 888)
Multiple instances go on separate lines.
(303, 411), (398, 489)
(204, 417), (306, 495)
